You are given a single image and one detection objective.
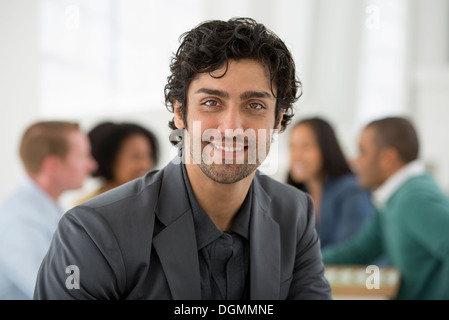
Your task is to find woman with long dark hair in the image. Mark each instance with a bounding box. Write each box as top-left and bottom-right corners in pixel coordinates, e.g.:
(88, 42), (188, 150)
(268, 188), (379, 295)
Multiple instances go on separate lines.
(287, 117), (374, 248)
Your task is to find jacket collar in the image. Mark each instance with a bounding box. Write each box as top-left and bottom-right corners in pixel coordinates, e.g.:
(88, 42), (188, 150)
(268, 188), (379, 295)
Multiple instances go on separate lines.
(153, 158), (280, 300)
(249, 172), (280, 299)
(153, 158), (202, 299)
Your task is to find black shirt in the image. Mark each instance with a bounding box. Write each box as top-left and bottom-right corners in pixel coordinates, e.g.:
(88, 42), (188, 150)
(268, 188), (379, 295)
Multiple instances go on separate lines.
(181, 163), (251, 300)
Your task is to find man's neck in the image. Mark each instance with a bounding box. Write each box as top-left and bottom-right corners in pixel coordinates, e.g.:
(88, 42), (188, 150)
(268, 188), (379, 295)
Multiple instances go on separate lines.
(184, 163), (254, 231)
(30, 174), (61, 202)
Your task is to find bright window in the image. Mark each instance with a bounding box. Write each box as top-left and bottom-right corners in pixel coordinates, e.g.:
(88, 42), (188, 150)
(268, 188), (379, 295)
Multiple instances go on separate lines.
(37, 0), (204, 118)
(355, 0), (408, 126)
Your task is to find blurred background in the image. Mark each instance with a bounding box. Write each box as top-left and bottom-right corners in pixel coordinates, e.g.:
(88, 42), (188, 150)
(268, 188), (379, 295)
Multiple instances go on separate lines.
(1, 0), (448, 210)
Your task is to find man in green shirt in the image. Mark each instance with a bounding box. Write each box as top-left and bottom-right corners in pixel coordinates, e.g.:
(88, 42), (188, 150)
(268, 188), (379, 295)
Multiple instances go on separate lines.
(322, 116), (449, 300)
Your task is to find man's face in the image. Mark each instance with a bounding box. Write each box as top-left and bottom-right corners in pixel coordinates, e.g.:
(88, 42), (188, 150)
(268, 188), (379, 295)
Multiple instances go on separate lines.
(57, 130), (97, 191)
(354, 126), (384, 190)
(175, 58), (281, 184)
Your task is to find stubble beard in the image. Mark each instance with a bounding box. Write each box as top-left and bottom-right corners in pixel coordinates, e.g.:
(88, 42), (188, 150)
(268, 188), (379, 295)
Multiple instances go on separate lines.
(196, 160), (261, 184)
(183, 121), (276, 184)
(190, 140), (269, 184)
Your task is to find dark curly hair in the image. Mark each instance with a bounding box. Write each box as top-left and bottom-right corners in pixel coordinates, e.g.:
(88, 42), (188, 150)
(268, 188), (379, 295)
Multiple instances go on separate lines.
(164, 17), (302, 146)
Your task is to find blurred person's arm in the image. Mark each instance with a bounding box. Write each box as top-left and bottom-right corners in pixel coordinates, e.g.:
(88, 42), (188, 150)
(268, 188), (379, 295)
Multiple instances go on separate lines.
(399, 181), (449, 298)
(0, 216), (54, 299)
(322, 210), (384, 265)
(334, 188), (374, 244)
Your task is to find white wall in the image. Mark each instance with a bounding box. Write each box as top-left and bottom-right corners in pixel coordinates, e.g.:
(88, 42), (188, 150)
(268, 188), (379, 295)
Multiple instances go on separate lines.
(408, 0), (449, 193)
(0, 0), (39, 199)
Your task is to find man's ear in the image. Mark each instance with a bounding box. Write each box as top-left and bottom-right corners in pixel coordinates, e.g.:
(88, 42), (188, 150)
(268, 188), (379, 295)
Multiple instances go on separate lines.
(380, 147), (400, 168)
(40, 155), (61, 176)
(173, 100), (185, 129)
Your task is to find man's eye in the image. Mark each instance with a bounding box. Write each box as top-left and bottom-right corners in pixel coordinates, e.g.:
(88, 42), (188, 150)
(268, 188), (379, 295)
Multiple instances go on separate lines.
(248, 103), (264, 110)
(204, 100), (219, 107)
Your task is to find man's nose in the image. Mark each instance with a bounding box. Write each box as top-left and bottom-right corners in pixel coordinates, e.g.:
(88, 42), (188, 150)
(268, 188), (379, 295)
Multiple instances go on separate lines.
(217, 107), (244, 136)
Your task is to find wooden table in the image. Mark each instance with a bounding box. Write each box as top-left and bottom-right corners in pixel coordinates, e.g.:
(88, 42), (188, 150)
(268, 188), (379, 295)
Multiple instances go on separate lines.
(324, 265), (400, 300)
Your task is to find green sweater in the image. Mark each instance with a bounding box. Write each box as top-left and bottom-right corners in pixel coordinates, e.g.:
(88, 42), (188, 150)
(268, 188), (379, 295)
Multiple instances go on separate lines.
(322, 174), (449, 300)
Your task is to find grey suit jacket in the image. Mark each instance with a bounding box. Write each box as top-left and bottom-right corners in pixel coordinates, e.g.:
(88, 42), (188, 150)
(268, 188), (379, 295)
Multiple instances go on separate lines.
(34, 159), (332, 300)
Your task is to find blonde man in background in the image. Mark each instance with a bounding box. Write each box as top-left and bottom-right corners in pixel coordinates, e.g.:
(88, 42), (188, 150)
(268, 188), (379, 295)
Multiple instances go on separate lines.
(0, 121), (97, 299)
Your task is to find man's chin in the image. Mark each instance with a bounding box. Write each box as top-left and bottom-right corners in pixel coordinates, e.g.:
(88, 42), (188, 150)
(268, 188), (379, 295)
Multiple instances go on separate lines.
(198, 162), (258, 184)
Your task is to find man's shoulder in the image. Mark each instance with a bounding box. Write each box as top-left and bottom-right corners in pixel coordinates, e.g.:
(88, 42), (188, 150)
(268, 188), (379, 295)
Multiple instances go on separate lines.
(399, 173), (445, 197)
(0, 179), (54, 222)
(68, 167), (168, 226)
(391, 173), (449, 209)
(254, 171), (311, 212)
(81, 169), (164, 209)
(254, 172), (315, 239)
(56, 167), (171, 251)
(256, 171), (307, 197)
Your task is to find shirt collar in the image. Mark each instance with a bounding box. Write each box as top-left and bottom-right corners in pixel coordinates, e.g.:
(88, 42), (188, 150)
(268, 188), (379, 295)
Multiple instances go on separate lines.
(372, 159), (426, 209)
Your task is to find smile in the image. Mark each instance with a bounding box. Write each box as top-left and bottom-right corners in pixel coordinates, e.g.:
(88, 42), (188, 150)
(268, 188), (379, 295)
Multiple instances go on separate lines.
(211, 143), (245, 152)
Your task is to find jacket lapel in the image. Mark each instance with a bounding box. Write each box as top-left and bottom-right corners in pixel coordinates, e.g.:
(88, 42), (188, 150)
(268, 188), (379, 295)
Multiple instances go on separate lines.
(152, 160), (281, 300)
(249, 174), (281, 300)
(152, 159), (201, 300)
(153, 209), (201, 299)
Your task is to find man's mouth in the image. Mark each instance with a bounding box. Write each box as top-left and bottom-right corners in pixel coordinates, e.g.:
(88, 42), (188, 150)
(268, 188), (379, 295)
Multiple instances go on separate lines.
(211, 143), (246, 153)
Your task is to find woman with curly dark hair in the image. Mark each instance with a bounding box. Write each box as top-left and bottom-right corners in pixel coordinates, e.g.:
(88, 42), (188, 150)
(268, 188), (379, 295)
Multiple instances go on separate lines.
(77, 121), (159, 203)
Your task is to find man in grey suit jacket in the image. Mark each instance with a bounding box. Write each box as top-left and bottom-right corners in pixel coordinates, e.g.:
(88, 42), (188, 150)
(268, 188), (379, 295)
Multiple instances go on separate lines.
(34, 17), (332, 300)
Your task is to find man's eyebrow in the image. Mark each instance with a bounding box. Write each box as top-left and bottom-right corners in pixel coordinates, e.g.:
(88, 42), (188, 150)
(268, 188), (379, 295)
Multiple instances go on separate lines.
(240, 91), (273, 100)
(194, 88), (274, 101)
(194, 88), (229, 99)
